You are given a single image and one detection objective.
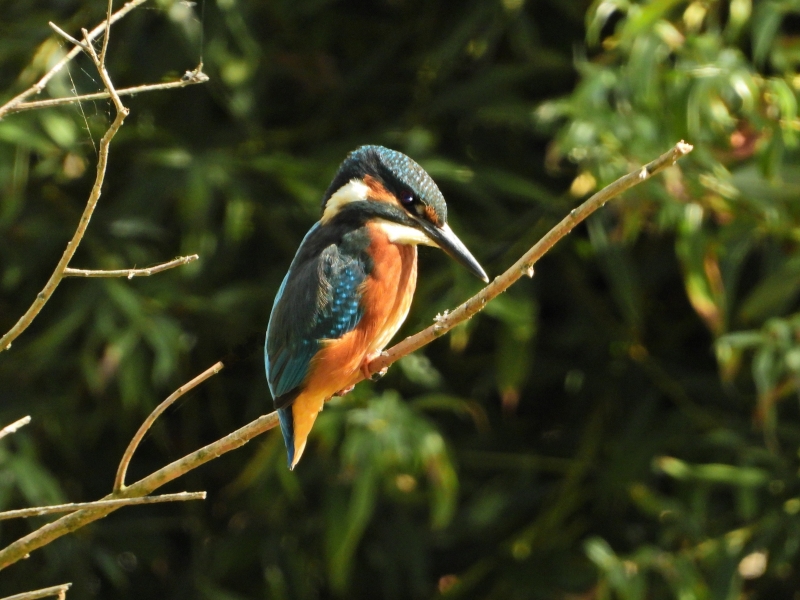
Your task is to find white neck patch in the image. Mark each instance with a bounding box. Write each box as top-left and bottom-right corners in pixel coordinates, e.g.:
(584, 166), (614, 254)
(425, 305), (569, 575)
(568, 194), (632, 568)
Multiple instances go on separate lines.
(375, 219), (438, 247)
(321, 179), (370, 224)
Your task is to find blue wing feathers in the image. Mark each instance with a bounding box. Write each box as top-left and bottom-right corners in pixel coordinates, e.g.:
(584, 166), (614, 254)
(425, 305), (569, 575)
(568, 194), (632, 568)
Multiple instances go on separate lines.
(266, 225), (369, 406)
(277, 407), (295, 467)
(312, 246), (365, 340)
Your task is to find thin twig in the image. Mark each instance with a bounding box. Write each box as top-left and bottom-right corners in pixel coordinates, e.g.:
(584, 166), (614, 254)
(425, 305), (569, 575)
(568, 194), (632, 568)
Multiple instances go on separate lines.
(0, 492), (206, 520)
(6, 71), (209, 115)
(100, 0), (114, 68)
(0, 0), (149, 120)
(48, 22), (90, 52)
(0, 417), (31, 441)
(0, 142), (693, 571)
(114, 362), (224, 491)
(0, 584), (71, 600)
(64, 255), (199, 279)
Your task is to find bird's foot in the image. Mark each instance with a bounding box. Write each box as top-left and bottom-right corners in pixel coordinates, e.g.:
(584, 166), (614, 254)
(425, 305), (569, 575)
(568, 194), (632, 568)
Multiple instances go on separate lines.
(370, 366), (388, 381)
(334, 385), (355, 397)
(361, 352), (388, 381)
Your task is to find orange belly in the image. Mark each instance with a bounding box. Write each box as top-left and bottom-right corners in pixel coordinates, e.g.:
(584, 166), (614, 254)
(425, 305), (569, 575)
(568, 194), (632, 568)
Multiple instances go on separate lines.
(288, 225), (418, 467)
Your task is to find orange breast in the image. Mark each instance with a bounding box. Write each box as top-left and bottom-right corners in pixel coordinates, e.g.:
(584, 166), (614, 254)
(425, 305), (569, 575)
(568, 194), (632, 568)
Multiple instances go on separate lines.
(286, 224), (418, 466)
(362, 224), (419, 355)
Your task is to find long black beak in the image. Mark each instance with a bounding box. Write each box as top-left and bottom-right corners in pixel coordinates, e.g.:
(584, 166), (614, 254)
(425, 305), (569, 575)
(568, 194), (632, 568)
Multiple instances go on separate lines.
(418, 220), (489, 283)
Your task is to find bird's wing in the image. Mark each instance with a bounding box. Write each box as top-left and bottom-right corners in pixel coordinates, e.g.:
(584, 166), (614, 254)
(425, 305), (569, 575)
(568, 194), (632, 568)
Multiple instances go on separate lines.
(266, 242), (366, 408)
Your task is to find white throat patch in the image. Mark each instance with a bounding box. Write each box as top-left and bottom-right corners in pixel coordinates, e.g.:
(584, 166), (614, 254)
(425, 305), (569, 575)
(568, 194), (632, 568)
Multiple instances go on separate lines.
(375, 219), (438, 247)
(321, 179), (370, 224)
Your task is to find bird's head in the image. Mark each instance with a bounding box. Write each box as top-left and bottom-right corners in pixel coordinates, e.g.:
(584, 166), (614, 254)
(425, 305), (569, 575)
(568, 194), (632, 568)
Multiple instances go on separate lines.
(320, 145), (489, 282)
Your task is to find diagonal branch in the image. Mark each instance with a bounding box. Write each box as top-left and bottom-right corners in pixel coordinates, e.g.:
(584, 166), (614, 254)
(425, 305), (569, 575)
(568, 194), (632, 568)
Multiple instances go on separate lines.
(64, 255), (199, 279)
(366, 141), (695, 376)
(0, 142), (693, 571)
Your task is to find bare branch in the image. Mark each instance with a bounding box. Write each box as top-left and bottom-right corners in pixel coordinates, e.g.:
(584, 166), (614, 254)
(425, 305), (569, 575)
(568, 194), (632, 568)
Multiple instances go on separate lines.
(0, 416), (31, 441)
(0, 142), (693, 571)
(114, 362), (224, 491)
(0, 492), (206, 521)
(6, 70), (208, 115)
(0, 3), (209, 352)
(0, 584), (71, 600)
(100, 0), (114, 68)
(64, 255), (199, 279)
(0, 0), (149, 120)
(47, 22), (90, 52)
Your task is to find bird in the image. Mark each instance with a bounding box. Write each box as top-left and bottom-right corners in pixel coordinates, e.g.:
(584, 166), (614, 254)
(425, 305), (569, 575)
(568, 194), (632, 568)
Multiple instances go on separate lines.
(265, 145), (488, 469)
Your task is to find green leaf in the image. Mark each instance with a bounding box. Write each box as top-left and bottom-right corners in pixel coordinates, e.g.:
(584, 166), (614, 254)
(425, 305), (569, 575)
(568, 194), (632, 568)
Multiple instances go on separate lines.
(738, 257), (800, 323)
(752, 2), (783, 66)
(326, 468), (378, 593)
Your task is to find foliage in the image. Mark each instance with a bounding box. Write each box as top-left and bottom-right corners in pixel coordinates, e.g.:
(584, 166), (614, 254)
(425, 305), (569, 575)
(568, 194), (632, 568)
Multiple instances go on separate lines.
(0, 0), (799, 598)
(539, 0), (800, 597)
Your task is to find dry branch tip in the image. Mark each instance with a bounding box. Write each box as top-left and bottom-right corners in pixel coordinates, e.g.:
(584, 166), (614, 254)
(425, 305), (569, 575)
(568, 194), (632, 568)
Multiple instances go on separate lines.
(183, 63), (209, 83)
(48, 22), (90, 51)
(0, 583), (71, 600)
(64, 254), (199, 278)
(0, 416), (32, 441)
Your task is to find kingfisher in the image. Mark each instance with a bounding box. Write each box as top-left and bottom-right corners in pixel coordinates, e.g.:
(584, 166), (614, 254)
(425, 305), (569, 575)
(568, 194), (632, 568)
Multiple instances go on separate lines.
(265, 145), (488, 469)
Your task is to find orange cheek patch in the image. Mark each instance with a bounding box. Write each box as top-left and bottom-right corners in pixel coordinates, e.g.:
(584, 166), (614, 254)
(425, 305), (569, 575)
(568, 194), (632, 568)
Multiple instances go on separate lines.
(363, 175), (399, 205)
(424, 204), (441, 226)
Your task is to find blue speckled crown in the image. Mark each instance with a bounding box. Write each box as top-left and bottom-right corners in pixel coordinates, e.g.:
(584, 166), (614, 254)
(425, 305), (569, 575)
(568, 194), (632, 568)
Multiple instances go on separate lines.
(322, 145), (447, 223)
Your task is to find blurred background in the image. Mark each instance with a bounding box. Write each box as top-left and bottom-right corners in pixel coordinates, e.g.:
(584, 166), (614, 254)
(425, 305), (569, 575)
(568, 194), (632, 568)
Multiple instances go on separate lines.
(2, 0), (800, 598)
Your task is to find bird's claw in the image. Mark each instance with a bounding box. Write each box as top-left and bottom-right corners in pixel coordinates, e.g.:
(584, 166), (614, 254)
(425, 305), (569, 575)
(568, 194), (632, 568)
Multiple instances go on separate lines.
(369, 366), (388, 381)
(360, 352), (388, 381)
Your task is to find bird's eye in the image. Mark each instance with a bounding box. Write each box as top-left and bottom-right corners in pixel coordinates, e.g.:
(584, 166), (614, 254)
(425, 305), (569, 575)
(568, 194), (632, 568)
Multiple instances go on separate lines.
(399, 191), (415, 206)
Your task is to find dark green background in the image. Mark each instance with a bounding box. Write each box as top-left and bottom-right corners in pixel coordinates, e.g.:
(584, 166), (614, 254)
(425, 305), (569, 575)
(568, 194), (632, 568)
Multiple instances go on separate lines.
(2, 0), (800, 598)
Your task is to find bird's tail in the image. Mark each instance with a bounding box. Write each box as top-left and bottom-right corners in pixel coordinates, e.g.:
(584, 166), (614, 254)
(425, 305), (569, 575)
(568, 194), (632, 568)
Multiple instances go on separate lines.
(277, 391), (326, 469)
(277, 407), (296, 469)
